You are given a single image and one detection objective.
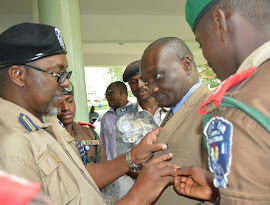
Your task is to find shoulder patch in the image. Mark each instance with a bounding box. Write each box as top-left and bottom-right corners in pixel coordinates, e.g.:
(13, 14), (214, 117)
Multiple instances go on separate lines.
(19, 113), (38, 132)
(203, 116), (233, 189)
(116, 105), (134, 117)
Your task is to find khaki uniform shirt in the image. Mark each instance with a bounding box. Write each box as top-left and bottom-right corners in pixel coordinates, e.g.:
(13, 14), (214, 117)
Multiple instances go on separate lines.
(0, 98), (108, 205)
(154, 84), (212, 205)
(72, 121), (107, 163)
(203, 41), (270, 204)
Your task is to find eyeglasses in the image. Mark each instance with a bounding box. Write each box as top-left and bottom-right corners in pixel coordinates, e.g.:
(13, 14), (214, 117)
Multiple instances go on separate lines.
(105, 88), (121, 96)
(23, 64), (72, 84)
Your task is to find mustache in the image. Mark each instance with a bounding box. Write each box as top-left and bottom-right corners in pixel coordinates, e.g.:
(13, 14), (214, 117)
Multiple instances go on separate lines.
(138, 87), (148, 92)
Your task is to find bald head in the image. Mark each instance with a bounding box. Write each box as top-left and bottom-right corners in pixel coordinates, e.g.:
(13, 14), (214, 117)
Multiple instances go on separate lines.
(143, 37), (196, 70)
(140, 37), (199, 107)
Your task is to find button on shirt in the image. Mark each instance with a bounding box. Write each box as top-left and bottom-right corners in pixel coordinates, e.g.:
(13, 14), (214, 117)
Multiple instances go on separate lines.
(114, 102), (169, 156)
(100, 102), (133, 160)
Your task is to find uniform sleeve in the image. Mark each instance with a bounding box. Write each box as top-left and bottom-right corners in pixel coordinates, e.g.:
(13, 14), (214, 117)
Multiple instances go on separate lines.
(214, 109), (270, 204)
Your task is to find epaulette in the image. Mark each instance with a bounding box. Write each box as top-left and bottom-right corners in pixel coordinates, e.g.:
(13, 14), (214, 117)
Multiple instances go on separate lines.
(78, 122), (96, 129)
(116, 105), (134, 117)
(19, 113), (38, 132)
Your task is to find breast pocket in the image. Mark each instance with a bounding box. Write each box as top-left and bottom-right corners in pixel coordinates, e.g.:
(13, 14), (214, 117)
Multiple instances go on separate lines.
(121, 128), (144, 145)
(38, 149), (79, 204)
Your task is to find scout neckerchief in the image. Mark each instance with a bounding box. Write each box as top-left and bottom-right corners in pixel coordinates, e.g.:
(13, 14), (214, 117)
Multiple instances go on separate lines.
(200, 66), (270, 189)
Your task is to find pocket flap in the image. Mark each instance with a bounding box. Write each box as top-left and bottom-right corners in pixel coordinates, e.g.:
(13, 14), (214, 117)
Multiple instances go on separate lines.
(38, 150), (60, 176)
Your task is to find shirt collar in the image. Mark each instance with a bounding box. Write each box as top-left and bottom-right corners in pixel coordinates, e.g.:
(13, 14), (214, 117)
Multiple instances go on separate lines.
(134, 100), (170, 118)
(109, 101), (133, 114)
(0, 97), (51, 130)
(237, 41), (270, 74)
(171, 81), (203, 114)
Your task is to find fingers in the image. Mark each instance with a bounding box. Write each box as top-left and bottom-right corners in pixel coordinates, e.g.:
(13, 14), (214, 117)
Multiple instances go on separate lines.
(141, 153), (175, 178)
(148, 152), (172, 164)
(176, 166), (195, 176)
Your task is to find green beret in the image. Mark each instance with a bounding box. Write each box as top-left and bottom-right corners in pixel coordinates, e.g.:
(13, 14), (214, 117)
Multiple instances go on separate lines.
(0, 22), (67, 69)
(64, 82), (74, 95)
(185, 0), (220, 32)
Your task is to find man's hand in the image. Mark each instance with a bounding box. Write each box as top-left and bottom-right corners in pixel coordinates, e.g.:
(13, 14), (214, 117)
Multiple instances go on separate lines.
(130, 127), (167, 165)
(116, 153), (177, 205)
(173, 166), (219, 201)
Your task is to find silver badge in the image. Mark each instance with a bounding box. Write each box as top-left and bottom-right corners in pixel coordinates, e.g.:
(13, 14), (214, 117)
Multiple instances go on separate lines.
(54, 28), (66, 49)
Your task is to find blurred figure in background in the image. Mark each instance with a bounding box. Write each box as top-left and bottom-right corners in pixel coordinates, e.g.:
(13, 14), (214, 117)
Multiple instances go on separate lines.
(100, 81), (133, 161)
(100, 81), (133, 203)
(89, 105), (99, 124)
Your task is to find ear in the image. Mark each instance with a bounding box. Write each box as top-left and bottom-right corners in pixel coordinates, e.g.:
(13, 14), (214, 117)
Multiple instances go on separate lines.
(8, 65), (25, 87)
(182, 57), (192, 75)
(119, 89), (124, 96)
(212, 9), (227, 42)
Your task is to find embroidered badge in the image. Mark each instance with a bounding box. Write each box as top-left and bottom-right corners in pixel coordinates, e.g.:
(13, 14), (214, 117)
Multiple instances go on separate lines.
(54, 28), (66, 49)
(19, 113), (38, 132)
(203, 116), (233, 188)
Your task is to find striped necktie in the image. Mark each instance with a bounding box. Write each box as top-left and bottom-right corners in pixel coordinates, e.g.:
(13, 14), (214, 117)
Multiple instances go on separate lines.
(160, 109), (174, 127)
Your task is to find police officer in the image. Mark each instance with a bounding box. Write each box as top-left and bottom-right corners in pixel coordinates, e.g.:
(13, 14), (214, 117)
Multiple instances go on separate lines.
(57, 82), (107, 164)
(0, 22), (177, 205)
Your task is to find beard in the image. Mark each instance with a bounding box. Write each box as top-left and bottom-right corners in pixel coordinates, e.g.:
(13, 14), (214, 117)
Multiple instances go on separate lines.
(46, 88), (64, 115)
(46, 100), (61, 115)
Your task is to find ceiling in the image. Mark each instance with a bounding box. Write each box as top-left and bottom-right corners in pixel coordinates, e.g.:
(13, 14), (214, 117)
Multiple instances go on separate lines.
(0, 0), (206, 67)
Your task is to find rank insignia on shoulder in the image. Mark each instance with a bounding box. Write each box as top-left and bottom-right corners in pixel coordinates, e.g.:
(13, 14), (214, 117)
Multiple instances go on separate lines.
(203, 116), (233, 189)
(19, 113), (38, 132)
(116, 105), (134, 117)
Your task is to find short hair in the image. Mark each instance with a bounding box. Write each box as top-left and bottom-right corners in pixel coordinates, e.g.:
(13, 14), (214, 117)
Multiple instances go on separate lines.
(112, 81), (128, 95)
(201, 0), (270, 29)
(0, 68), (9, 88)
(143, 37), (196, 68)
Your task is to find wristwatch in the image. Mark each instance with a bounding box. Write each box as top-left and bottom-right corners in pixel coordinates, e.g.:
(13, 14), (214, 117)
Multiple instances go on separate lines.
(126, 150), (142, 172)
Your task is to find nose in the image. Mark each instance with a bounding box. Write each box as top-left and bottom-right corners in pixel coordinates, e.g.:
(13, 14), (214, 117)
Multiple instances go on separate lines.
(60, 78), (70, 88)
(147, 82), (158, 97)
(138, 79), (145, 88)
(61, 100), (69, 111)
